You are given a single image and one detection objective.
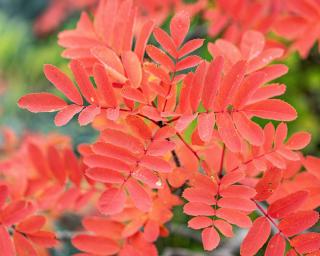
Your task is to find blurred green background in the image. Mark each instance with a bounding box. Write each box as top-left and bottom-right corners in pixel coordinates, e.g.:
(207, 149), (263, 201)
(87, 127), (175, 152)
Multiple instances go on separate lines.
(0, 1), (319, 255)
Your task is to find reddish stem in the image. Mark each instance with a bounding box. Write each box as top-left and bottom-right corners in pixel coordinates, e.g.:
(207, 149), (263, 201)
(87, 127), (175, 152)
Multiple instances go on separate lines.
(176, 132), (201, 161)
(253, 200), (302, 256)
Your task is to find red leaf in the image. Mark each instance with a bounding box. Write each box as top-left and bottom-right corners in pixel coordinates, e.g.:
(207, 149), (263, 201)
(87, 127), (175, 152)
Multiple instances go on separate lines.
(216, 208), (252, 228)
(72, 234), (120, 255)
(144, 220), (159, 242)
(291, 233), (320, 254)
(78, 105), (101, 126)
(240, 217), (271, 256)
(82, 217), (123, 239)
(183, 188), (216, 205)
(17, 215), (46, 234)
(201, 226), (220, 251)
(218, 197), (256, 212)
(153, 28), (177, 58)
(44, 64), (83, 105)
(188, 216), (212, 230)
(54, 104), (83, 126)
(125, 178), (151, 212)
(1, 201), (33, 226)
(70, 60), (98, 105)
(217, 113), (241, 152)
(134, 20), (155, 61)
(93, 63), (117, 107)
(84, 155), (131, 173)
(98, 188), (126, 215)
(202, 56), (224, 110)
(91, 47), (127, 83)
(13, 232), (37, 256)
(86, 168), (125, 184)
(183, 202), (215, 216)
(176, 55), (202, 72)
(122, 51), (142, 88)
(101, 129), (144, 154)
(28, 231), (57, 248)
(0, 185), (8, 209)
(220, 170), (245, 188)
(268, 191), (309, 219)
(247, 48), (284, 73)
(198, 112), (215, 142)
(18, 93), (67, 113)
(92, 142), (137, 165)
(233, 112), (264, 146)
(214, 219), (234, 238)
(255, 168), (282, 201)
(0, 225), (15, 256)
(248, 83), (286, 105)
(178, 39), (204, 58)
(286, 132), (311, 150)
(121, 86), (147, 104)
(243, 99), (297, 121)
(279, 210), (319, 237)
(140, 155), (172, 173)
(220, 185), (256, 199)
(240, 30), (265, 60)
(265, 233), (286, 256)
(170, 11), (190, 47)
(146, 45), (175, 71)
(147, 140), (175, 156)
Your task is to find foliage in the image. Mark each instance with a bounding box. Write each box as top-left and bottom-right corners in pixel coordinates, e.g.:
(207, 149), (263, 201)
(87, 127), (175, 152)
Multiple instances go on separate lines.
(0, 0), (320, 255)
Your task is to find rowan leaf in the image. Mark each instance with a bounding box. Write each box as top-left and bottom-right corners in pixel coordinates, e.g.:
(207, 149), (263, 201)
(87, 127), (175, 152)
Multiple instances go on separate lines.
(278, 210), (319, 237)
(44, 64), (83, 105)
(202, 227), (220, 251)
(0, 225), (15, 256)
(265, 233), (286, 256)
(188, 216), (213, 230)
(268, 190), (309, 219)
(18, 93), (67, 113)
(240, 217), (271, 256)
(72, 234), (120, 255)
(170, 10), (190, 47)
(290, 233), (320, 254)
(243, 99), (297, 121)
(98, 188), (126, 215)
(122, 51), (142, 88)
(125, 178), (151, 212)
(54, 104), (83, 126)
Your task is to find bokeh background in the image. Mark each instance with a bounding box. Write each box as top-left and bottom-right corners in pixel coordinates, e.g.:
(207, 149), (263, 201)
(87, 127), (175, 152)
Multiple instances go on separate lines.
(0, 0), (319, 255)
